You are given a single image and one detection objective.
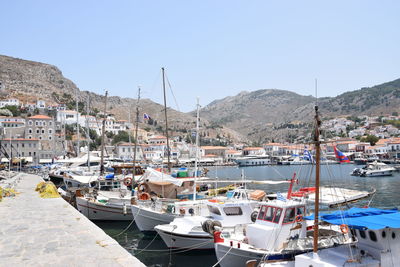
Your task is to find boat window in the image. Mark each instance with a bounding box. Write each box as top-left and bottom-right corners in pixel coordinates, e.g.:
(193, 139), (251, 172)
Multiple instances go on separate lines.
(273, 208), (282, 223)
(264, 207), (276, 221)
(283, 208), (296, 223)
(382, 231), (386, 238)
(368, 231), (377, 242)
(258, 206), (267, 220)
(223, 207), (243, 216)
(392, 232), (396, 239)
(359, 230), (366, 239)
(207, 205), (221, 216)
(296, 206), (305, 216)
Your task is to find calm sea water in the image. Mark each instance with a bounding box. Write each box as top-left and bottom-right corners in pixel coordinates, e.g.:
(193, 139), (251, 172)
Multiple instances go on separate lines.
(96, 164), (400, 267)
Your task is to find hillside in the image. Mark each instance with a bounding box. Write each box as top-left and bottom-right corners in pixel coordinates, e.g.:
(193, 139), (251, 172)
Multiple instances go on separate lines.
(0, 55), (245, 144)
(200, 79), (400, 143)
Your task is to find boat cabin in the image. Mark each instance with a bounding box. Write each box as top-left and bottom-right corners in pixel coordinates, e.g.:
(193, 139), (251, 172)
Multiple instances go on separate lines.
(246, 200), (306, 250)
(206, 200), (256, 226)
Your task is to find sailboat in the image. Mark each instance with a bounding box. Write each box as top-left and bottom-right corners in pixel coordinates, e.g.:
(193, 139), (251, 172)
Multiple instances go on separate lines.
(130, 89), (213, 232)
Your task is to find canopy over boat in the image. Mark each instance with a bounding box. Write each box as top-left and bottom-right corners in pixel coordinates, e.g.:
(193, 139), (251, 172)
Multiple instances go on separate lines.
(141, 167), (184, 186)
(305, 207), (400, 230)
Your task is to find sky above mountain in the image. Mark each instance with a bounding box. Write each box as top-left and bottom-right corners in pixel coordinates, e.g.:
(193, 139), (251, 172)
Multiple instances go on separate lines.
(1, 1), (399, 112)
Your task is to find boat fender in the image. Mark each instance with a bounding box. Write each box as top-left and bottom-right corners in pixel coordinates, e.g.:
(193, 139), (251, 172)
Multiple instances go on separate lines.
(250, 211), (258, 222)
(179, 208), (185, 215)
(188, 208), (194, 215)
(123, 203), (127, 215)
(340, 224), (349, 234)
(123, 177), (132, 187)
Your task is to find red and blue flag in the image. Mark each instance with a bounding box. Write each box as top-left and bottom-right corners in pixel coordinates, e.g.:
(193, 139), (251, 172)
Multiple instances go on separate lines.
(334, 146), (350, 163)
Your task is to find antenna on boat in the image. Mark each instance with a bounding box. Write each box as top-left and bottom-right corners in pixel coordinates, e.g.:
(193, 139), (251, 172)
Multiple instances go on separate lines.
(162, 67), (171, 173)
(86, 95), (91, 171)
(133, 86), (141, 178)
(100, 90), (108, 176)
(315, 78), (318, 107)
(193, 97), (200, 201)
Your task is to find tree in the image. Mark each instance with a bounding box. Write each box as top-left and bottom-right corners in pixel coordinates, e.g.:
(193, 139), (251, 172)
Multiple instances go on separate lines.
(392, 111), (399, 116)
(360, 135), (379, 146)
(111, 131), (134, 145)
(1, 105), (21, 116)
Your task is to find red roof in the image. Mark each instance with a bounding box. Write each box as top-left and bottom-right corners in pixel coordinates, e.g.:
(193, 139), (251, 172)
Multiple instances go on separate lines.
(28, 115), (52, 120)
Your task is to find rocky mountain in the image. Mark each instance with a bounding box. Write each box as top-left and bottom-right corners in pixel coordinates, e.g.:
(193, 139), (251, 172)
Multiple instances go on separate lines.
(0, 55), (245, 143)
(2, 54), (399, 144)
(199, 79), (400, 143)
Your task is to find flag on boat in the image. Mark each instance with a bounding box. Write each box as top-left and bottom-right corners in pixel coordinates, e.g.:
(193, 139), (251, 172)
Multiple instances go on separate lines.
(143, 113), (151, 120)
(303, 149), (314, 163)
(277, 192), (287, 202)
(334, 146), (350, 163)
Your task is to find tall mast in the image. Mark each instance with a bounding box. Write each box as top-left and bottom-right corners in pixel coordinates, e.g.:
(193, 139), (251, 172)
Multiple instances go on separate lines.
(100, 90), (108, 175)
(162, 67), (171, 172)
(193, 98), (200, 201)
(85, 96), (91, 171)
(132, 87), (141, 177)
(313, 105), (322, 255)
(76, 89), (80, 156)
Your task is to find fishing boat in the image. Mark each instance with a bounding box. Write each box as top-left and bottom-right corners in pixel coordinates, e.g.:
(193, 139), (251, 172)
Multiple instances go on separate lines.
(154, 194), (258, 249)
(213, 105), (354, 267)
(265, 207), (400, 266)
(351, 161), (396, 177)
(75, 176), (133, 220)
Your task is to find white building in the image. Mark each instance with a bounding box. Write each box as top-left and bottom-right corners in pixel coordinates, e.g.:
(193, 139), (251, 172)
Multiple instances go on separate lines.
(0, 99), (20, 108)
(56, 110), (78, 125)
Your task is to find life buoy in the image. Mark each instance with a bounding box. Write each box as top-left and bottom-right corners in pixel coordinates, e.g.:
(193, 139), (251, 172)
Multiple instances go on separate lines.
(123, 177), (132, 186)
(340, 224), (349, 234)
(138, 192), (151, 200)
(295, 215), (303, 222)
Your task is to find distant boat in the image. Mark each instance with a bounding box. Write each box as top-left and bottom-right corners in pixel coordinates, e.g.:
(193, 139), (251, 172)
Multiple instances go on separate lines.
(351, 161), (396, 177)
(235, 155), (271, 167)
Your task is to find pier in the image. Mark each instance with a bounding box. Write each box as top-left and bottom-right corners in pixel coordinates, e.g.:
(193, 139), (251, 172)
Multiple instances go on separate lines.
(0, 172), (144, 267)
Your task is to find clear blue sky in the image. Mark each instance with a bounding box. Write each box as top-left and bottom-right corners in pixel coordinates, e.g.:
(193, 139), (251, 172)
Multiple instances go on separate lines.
(1, 1), (399, 112)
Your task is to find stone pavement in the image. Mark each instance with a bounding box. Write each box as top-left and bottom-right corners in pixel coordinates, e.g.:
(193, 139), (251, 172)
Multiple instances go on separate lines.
(0, 173), (145, 267)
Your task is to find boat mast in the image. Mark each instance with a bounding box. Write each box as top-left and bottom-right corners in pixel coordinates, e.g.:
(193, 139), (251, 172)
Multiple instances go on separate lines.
(132, 87), (141, 177)
(100, 90), (108, 175)
(162, 67), (171, 172)
(76, 89), (80, 156)
(85, 96), (91, 171)
(193, 98), (200, 201)
(313, 104), (322, 255)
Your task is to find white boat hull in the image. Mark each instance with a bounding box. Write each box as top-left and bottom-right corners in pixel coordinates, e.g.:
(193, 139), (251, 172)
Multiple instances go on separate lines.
(76, 197), (132, 221)
(362, 170), (394, 177)
(155, 226), (213, 249)
(131, 205), (178, 232)
(215, 242), (265, 267)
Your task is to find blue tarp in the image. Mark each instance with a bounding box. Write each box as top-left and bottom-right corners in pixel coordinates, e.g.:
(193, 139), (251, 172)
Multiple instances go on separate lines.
(305, 207), (400, 230)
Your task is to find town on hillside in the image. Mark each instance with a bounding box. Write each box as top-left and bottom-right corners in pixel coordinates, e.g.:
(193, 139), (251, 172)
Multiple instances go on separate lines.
(1, 95), (400, 167)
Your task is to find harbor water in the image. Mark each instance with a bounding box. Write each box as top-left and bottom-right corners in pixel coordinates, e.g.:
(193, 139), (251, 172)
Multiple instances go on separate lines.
(97, 164), (400, 267)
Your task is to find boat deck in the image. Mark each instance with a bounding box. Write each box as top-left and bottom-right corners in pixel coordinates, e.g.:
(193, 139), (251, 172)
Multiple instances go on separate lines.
(0, 172), (144, 267)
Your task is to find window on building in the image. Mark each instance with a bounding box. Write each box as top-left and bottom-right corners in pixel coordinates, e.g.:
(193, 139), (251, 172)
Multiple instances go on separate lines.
(28, 129), (32, 134)
(36, 129), (39, 134)
(49, 121), (52, 126)
(43, 121), (46, 126)
(35, 121), (38, 126)
(41, 129), (44, 134)
(29, 120), (33, 126)
(48, 129), (52, 134)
